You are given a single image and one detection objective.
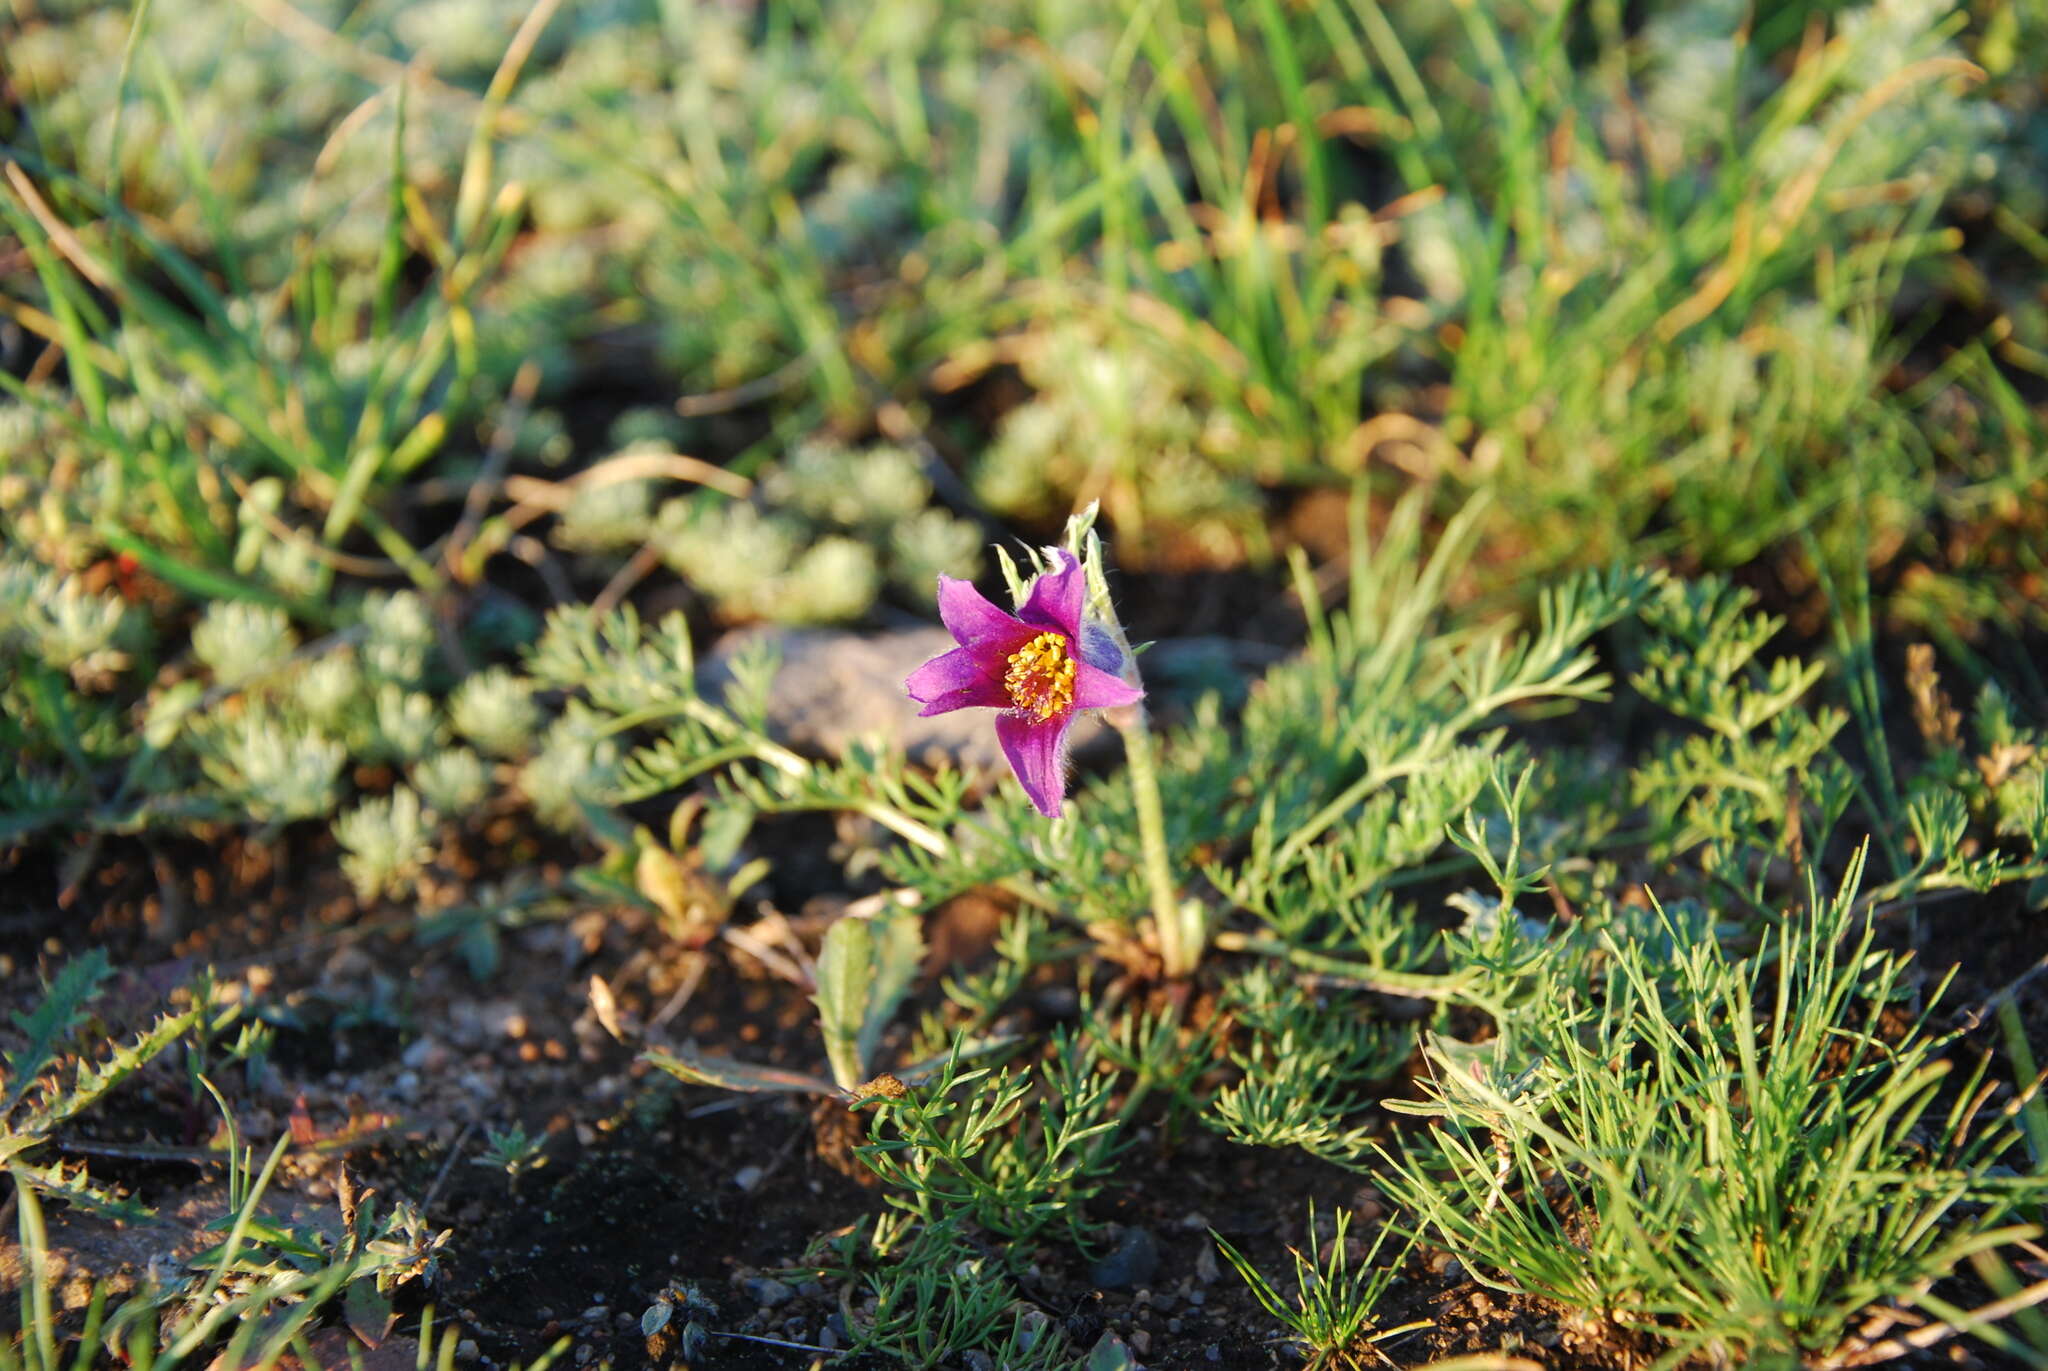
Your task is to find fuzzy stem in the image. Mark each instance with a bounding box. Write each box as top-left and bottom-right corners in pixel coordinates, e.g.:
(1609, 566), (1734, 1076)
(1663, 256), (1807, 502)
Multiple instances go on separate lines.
(1117, 709), (1197, 977)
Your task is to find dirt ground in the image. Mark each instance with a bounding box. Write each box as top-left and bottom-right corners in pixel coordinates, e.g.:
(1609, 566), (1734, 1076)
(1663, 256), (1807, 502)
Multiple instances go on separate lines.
(5, 815), (2045, 1371)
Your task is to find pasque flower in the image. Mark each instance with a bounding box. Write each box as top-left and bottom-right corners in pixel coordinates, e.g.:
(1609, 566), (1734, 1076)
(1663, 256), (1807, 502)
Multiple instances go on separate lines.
(905, 550), (1143, 818)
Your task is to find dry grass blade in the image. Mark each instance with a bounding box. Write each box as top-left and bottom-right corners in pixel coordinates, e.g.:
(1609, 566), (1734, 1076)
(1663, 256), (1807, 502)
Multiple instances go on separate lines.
(1821, 1277), (2048, 1367)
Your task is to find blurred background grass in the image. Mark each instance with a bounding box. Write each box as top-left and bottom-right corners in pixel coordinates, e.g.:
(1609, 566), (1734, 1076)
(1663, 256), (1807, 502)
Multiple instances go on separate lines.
(2, 0), (2045, 845)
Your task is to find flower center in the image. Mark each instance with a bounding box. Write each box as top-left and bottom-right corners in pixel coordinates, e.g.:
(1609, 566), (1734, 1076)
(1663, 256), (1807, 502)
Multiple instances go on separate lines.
(1003, 632), (1076, 722)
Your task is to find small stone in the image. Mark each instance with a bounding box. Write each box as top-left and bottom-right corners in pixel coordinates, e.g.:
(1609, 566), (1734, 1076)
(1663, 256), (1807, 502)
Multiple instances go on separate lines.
(1194, 1244), (1220, 1285)
(1168, 1318), (1183, 1334)
(1186, 1289), (1206, 1307)
(744, 1277), (793, 1309)
(962, 1353), (995, 1371)
(798, 1280), (824, 1298)
(456, 1343), (478, 1362)
(733, 1165), (764, 1192)
(1033, 986), (1080, 1018)
(1090, 1226), (1160, 1292)
(819, 1325), (839, 1352)
(1206, 1345), (1223, 1362)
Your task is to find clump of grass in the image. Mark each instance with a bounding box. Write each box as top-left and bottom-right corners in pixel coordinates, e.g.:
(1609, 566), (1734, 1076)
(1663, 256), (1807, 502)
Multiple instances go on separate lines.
(1214, 1205), (1422, 1371)
(1376, 849), (2048, 1368)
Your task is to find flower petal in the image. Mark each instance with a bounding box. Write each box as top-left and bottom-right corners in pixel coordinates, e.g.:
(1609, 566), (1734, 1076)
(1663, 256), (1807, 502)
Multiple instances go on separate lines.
(1072, 660), (1144, 712)
(916, 679), (1011, 716)
(995, 711), (1072, 818)
(906, 646), (1007, 715)
(936, 574), (1026, 646)
(1017, 549), (1085, 639)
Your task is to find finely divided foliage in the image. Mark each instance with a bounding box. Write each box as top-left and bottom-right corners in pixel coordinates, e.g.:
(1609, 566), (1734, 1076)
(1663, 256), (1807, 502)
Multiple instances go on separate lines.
(4, 0), (2048, 1367)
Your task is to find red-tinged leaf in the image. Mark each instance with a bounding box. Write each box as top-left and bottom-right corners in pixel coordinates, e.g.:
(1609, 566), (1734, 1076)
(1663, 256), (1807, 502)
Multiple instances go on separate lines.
(642, 1044), (835, 1096)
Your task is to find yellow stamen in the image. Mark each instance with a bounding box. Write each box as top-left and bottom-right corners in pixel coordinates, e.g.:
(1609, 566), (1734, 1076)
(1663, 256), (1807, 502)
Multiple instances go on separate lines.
(1004, 631), (1076, 722)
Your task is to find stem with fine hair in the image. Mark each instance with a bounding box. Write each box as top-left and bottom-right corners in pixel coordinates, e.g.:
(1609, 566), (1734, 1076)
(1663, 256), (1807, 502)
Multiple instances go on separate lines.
(1116, 708), (1196, 977)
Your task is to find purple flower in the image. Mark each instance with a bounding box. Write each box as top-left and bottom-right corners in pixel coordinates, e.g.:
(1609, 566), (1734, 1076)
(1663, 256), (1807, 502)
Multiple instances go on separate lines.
(905, 550), (1144, 818)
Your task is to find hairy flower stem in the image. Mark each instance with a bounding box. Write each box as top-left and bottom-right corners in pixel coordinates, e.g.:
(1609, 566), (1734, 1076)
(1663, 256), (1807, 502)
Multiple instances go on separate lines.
(1116, 709), (1197, 977)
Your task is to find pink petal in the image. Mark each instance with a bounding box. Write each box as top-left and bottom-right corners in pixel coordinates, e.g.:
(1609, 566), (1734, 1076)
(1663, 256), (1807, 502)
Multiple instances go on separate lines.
(1072, 660), (1144, 712)
(915, 677), (1012, 717)
(995, 711), (1072, 818)
(1017, 549), (1085, 640)
(905, 645), (1009, 715)
(936, 574), (1027, 645)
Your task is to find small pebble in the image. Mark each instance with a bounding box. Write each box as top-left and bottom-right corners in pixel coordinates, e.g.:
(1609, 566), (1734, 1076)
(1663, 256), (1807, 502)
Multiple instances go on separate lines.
(1090, 1226), (1160, 1292)
(1207, 1345), (1223, 1362)
(744, 1277), (793, 1309)
(962, 1353), (995, 1371)
(733, 1164), (764, 1192)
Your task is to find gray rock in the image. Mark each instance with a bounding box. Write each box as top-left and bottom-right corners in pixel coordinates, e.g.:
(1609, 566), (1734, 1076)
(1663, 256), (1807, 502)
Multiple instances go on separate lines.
(743, 1276), (793, 1309)
(1089, 1226), (1160, 1292)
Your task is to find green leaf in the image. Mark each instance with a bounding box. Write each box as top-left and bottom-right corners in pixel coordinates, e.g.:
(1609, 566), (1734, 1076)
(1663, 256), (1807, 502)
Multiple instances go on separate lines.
(3, 950), (112, 1118)
(814, 908), (926, 1093)
(858, 909), (925, 1084)
(814, 914), (873, 1092)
